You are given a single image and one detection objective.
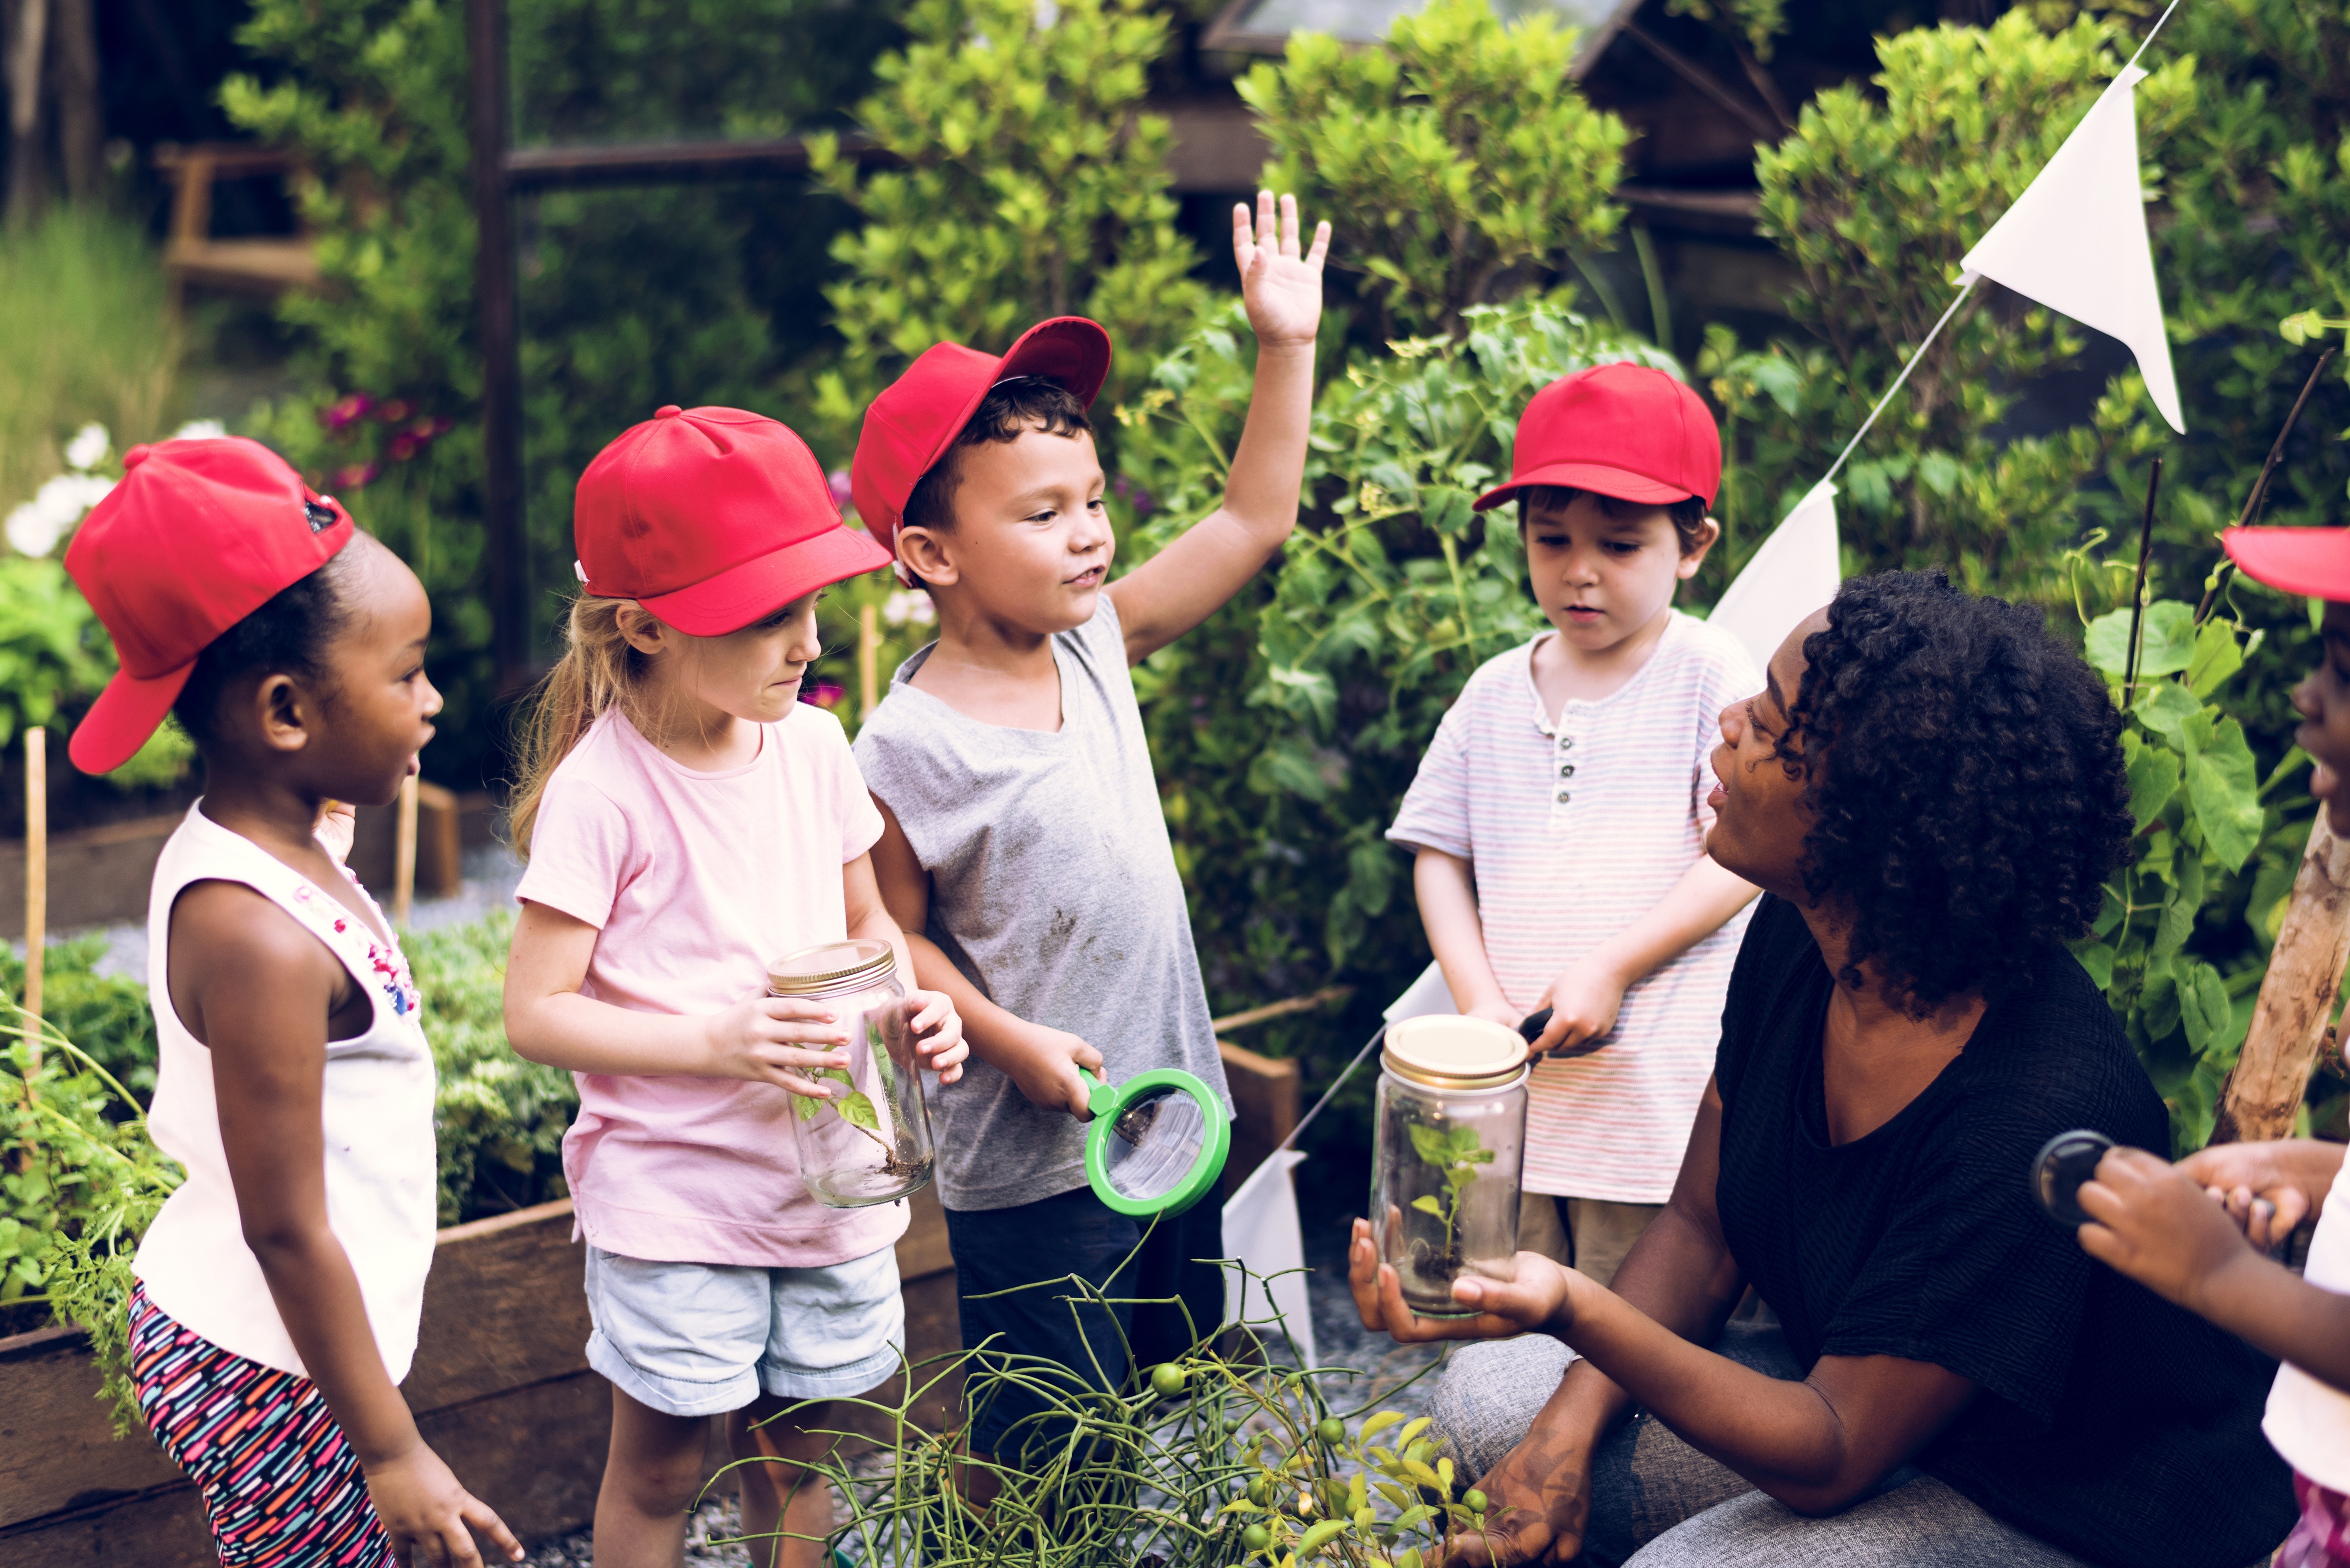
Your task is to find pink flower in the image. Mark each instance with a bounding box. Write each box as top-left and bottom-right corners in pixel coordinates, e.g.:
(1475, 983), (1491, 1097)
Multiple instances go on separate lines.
(330, 462), (379, 491)
(803, 681), (846, 709)
(376, 398), (414, 424)
(320, 394), (375, 431)
(1113, 475), (1156, 517)
(388, 433), (420, 463)
(828, 468), (854, 513)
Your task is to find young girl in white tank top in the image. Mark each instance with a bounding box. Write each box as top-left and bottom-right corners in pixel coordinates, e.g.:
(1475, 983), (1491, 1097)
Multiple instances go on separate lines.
(63, 437), (520, 1568)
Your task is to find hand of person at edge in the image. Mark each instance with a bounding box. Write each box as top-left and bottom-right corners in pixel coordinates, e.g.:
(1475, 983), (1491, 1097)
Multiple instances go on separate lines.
(363, 1440), (522, 1567)
(315, 799), (357, 866)
(2076, 1146), (2260, 1314)
(2177, 1137), (2343, 1251)
(1010, 1023), (1104, 1120)
(1441, 1425), (1596, 1568)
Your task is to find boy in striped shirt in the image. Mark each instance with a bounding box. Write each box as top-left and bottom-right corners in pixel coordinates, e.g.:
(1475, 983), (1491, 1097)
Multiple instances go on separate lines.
(1387, 363), (1762, 1287)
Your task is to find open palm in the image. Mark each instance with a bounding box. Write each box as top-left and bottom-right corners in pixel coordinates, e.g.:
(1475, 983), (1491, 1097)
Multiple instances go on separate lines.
(1233, 189), (1330, 349)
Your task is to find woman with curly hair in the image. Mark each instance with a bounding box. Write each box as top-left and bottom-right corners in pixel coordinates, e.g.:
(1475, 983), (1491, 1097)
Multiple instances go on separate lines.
(1351, 571), (2294, 1568)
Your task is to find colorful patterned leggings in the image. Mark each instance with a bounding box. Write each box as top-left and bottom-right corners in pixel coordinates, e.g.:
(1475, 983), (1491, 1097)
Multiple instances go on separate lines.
(130, 1283), (394, 1567)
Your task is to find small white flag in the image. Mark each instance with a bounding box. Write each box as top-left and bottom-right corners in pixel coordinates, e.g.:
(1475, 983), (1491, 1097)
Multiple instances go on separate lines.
(1707, 480), (1840, 675)
(1223, 1148), (1316, 1370)
(1960, 65), (2183, 432)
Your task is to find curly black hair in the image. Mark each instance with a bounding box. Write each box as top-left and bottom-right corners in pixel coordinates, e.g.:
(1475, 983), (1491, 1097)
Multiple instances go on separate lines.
(172, 539), (360, 753)
(900, 376), (1094, 541)
(1777, 570), (2131, 1012)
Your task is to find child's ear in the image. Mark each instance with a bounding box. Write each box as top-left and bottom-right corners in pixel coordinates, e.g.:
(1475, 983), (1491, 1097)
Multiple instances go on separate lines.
(255, 672), (311, 755)
(615, 603), (671, 657)
(898, 526), (959, 589)
(1677, 516), (1723, 580)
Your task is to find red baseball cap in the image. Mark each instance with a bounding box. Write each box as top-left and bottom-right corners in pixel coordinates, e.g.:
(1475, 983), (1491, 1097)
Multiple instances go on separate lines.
(1473, 362), (1722, 512)
(575, 405), (889, 635)
(65, 437), (354, 775)
(850, 317), (1113, 555)
(2223, 526), (2350, 602)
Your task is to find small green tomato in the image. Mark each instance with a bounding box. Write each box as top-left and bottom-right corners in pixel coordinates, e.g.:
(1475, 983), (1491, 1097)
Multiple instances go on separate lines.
(1150, 1363), (1187, 1398)
(1464, 1488), (1488, 1514)
(1242, 1522), (1272, 1554)
(1315, 1416), (1344, 1445)
(1247, 1476), (1273, 1508)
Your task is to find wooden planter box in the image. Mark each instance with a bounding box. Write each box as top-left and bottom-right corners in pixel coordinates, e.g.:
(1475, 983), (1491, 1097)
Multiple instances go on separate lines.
(0, 1043), (1297, 1561)
(0, 1189), (963, 1565)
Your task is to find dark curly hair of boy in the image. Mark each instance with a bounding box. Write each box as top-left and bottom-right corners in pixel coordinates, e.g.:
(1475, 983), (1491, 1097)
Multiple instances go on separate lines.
(1777, 569), (2132, 1013)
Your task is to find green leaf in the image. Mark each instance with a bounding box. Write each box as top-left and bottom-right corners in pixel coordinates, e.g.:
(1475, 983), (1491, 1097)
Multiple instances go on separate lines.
(835, 1091), (882, 1132)
(1410, 1194), (1445, 1216)
(2125, 744), (2182, 834)
(2179, 961), (2234, 1055)
(2186, 718), (2263, 873)
(794, 1092), (822, 1123)
(2131, 682), (2202, 749)
(2085, 602), (2195, 678)
(2184, 620), (2245, 699)
(1408, 1123), (1451, 1168)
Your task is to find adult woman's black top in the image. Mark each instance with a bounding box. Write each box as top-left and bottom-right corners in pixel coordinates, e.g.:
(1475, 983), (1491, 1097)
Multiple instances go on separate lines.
(1715, 896), (2294, 1568)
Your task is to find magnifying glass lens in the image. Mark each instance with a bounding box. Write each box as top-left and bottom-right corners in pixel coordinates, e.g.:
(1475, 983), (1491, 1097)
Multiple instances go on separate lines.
(1105, 1089), (1208, 1204)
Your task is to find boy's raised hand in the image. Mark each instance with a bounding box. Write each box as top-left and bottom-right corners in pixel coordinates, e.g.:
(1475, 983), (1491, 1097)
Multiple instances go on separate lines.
(1233, 190), (1330, 349)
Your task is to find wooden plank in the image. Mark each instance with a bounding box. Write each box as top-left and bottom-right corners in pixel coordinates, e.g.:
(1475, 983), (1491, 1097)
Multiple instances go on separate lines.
(402, 1198), (595, 1415)
(351, 781), (463, 903)
(2217, 812), (2350, 1143)
(0, 812), (181, 939)
(415, 1370), (613, 1546)
(0, 1479), (210, 1568)
(0, 1327), (179, 1530)
(1218, 1039), (1299, 1194)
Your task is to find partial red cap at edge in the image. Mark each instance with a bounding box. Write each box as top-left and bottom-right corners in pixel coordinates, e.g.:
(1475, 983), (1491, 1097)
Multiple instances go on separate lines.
(2223, 525), (2350, 603)
(574, 405), (890, 635)
(1472, 362), (1722, 513)
(850, 317), (1113, 556)
(65, 436), (353, 775)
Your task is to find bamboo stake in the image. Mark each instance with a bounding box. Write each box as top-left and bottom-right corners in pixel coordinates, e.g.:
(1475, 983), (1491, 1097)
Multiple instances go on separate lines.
(2215, 812), (2350, 1144)
(859, 603), (880, 721)
(2121, 458), (2162, 707)
(392, 772), (419, 930)
(23, 726), (42, 1074)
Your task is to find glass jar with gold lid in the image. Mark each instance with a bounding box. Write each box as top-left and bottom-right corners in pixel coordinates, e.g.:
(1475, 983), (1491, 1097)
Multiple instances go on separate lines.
(1370, 1015), (1529, 1316)
(769, 938), (934, 1208)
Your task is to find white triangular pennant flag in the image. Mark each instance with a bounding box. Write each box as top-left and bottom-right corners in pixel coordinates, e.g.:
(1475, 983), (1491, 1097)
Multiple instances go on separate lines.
(1223, 1148), (1316, 1369)
(1960, 65), (2183, 433)
(1707, 480), (1840, 674)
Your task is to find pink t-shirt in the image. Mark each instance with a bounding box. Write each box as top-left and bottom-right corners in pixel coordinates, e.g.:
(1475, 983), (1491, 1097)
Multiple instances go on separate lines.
(515, 704), (901, 1268)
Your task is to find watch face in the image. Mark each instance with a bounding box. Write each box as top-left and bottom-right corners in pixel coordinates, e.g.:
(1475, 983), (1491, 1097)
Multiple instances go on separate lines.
(2032, 1129), (2116, 1231)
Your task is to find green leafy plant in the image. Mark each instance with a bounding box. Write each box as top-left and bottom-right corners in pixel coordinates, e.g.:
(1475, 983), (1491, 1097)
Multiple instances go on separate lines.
(1407, 1123), (1493, 1269)
(772, 1258), (1485, 1566)
(809, 0), (1206, 424)
(1239, 0), (1631, 340)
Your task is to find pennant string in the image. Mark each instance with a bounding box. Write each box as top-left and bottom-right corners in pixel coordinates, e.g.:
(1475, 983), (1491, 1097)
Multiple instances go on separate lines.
(1821, 274), (1979, 489)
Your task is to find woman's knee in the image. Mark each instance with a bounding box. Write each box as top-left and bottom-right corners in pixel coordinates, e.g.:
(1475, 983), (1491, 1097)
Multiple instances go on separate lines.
(1432, 1335), (1575, 1483)
(1622, 1474), (2096, 1568)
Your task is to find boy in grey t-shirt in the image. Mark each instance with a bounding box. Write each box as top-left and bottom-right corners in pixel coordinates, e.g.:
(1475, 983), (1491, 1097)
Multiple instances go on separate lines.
(850, 192), (1328, 1466)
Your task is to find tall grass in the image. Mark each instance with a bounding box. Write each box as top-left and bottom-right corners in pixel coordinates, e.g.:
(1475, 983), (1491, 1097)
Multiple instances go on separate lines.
(0, 210), (179, 514)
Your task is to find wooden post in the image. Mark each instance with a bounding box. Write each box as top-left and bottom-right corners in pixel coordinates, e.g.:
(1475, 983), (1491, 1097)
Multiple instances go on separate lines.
(393, 773), (420, 931)
(858, 603), (880, 720)
(23, 727), (43, 1073)
(2214, 811), (2350, 1144)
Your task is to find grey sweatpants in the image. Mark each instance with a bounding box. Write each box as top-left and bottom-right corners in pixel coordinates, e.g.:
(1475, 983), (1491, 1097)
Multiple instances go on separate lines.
(1432, 1322), (2125, 1567)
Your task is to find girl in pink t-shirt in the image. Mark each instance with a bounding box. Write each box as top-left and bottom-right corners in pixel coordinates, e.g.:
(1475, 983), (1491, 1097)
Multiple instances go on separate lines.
(502, 406), (966, 1568)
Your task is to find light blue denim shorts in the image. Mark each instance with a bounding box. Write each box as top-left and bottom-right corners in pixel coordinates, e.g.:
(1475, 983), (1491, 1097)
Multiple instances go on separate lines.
(582, 1242), (904, 1417)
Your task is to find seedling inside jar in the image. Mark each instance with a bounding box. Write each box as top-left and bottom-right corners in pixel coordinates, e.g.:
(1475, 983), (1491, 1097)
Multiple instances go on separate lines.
(797, 1067), (924, 1178)
(1408, 1123), (1494, 1272)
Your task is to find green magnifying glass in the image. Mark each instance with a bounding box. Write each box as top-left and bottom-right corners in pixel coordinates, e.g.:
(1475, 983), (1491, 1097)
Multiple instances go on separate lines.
(1078, 1067), (1231, 1217)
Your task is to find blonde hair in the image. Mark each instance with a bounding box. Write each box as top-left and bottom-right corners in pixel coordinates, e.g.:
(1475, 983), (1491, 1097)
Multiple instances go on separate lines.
(508, 594), (660, 857)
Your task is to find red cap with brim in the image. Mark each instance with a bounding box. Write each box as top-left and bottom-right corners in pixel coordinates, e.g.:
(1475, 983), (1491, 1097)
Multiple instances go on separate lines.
(637, 524), (891, 636)
(1475, 461), (1700, 511)
(852, 317), (1113, 555)
(2222, 525), (2350, 603)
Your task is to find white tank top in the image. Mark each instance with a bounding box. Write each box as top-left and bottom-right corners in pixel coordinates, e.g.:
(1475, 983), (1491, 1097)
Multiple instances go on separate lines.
(132, 803), (438, 1382)
(2265, 1155), (2350, 1493)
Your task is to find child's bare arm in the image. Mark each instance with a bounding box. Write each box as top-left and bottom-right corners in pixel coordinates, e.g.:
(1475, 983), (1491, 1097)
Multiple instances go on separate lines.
(842, 849), (967, 1083)
(869, 796), (1100, 1117)
(2081, 1147), (2350, 1394)
(1413, 847), (1518, 1028)
(502, 900), (850, 1092)
(1108, 191), (1330, 666)
(1532, 857), (1760, 1056)
(174, 882), (519, 1567)
(2178, 1138), (2346, 1249)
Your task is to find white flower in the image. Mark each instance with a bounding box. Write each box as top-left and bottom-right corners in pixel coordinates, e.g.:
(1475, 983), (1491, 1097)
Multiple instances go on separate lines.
(5, 502), (60, 558)
(6, 472), (114, 557)
(63, 422), (108, 472)
(167, 419), (228, 442)
(882, 589), (936, 628)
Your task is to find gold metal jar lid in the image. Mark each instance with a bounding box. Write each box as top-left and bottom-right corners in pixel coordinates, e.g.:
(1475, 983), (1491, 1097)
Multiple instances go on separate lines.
(1382, 1015), (1528, 1091)
(768, 937), (895, 997)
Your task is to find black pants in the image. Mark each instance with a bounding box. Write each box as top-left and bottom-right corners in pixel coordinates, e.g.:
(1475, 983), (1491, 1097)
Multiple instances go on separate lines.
(940, 1185), (1224, 1460)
